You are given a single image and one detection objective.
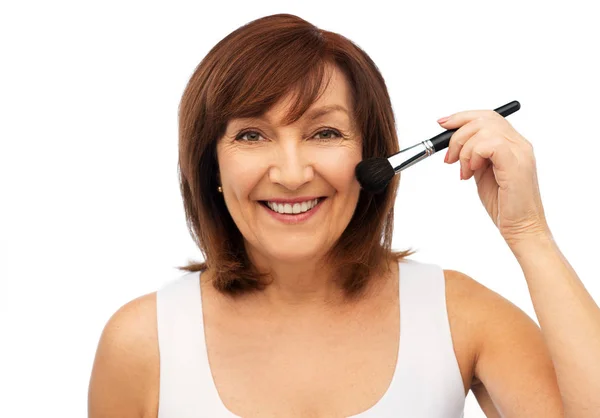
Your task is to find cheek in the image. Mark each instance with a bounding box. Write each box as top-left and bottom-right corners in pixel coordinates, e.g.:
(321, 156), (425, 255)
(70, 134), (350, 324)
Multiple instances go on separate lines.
(314, 145), (362, 193)
(218, 147), (267, 197)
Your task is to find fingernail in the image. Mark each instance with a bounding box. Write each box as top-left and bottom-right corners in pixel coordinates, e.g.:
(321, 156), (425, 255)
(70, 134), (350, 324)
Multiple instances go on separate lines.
(444, 149), (449, 163)
(437, 116), (451, 124)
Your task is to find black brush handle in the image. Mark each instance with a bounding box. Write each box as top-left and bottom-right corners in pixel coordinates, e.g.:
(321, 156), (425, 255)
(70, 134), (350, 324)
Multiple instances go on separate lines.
(429, 100), (521, 152)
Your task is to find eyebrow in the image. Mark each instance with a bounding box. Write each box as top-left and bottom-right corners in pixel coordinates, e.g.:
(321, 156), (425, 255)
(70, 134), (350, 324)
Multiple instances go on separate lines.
(302, 104), (349, 120)
(232, 104), (350, 125)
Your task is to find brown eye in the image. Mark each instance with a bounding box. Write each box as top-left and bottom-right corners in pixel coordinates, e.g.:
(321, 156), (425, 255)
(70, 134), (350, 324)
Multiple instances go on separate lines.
(314, 129), (342, 140)
(235, 130), (262, 142)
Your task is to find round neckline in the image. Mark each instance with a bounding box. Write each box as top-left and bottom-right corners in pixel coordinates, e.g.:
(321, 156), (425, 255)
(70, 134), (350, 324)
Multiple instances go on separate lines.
(196, 262), (403, 417)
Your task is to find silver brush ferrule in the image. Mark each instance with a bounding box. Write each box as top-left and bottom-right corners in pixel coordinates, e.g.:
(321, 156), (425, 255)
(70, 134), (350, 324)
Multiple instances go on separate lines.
(388, 139), (436, 173)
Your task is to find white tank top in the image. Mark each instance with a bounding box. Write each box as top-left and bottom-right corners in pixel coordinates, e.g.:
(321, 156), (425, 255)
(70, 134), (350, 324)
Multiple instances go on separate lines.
(156, 259), (466, 417)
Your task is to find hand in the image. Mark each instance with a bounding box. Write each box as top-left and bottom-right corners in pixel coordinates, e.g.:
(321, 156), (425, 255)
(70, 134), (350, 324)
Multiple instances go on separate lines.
(439, 109), (551, 247)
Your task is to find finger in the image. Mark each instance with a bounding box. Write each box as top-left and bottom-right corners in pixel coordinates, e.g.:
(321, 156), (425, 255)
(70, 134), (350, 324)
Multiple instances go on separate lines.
(472, 158), (492, 183)
(439, 109), (502, 130)
(471, 134), (519, 177)
(458, 129), (488, 179)
(469, 148), (489, 174)
(445, 118), (485, 164)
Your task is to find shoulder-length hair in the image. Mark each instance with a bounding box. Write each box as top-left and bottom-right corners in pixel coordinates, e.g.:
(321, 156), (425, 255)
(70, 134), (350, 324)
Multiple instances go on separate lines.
(177, 13), (415, 298)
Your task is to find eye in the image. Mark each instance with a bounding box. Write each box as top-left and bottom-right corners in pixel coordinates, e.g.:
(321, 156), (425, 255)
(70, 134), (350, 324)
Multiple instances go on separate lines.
(235, 130), (263, 142)
(313, 128), (343, 141)
(234, 127), (346, 143)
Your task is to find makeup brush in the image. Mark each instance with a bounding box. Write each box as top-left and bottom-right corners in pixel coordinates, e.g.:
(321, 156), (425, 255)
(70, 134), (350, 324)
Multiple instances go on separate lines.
(355, 100), (521, 193)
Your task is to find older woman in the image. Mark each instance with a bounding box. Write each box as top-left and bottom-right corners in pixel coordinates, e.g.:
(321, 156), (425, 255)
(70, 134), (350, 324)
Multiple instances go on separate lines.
(88, 13), (600, 418)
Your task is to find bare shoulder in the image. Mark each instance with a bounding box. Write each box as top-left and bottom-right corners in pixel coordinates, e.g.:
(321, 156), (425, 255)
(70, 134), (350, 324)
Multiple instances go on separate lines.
(88, 292), (160, 418)
(442, 269), (563, 417)
(442, 268), (524, 330)
(442, 268), (544, 357)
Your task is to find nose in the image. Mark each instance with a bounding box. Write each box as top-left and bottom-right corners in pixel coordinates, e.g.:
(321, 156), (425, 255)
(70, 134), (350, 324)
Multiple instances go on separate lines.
(268, 141), (314, 191)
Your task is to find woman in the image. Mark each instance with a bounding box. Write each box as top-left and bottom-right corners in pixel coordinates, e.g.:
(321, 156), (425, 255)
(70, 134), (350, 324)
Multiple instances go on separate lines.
(88, 13), (599, 417)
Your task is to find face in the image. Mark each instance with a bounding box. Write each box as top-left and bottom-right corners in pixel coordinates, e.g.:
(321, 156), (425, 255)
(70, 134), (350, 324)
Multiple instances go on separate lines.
(216, 65), (362, 264)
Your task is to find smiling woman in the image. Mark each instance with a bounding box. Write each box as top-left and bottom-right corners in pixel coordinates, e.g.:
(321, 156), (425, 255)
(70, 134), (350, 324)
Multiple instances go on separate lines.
(176, 14), (411, 295)
(213, 63), (396, 278)
(88, 13), (565, 418)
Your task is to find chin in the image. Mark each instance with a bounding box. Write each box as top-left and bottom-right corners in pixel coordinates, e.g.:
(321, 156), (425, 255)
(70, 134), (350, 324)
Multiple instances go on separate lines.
(263, 243), (329, 264)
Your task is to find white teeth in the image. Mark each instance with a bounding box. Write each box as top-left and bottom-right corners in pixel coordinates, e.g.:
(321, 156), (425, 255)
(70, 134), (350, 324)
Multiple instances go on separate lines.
(266, 198), (321, 214)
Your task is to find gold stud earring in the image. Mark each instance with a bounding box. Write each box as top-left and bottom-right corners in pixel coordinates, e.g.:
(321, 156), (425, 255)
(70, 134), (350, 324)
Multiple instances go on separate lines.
(217, 186), (223, 193)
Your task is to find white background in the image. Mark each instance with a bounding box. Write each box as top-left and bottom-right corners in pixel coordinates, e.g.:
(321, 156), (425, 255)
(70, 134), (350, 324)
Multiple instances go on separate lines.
(1, 1), (598, 417)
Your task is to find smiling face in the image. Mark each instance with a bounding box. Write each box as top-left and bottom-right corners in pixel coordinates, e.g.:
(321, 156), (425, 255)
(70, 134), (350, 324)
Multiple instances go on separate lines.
(216, 65), (362, 265)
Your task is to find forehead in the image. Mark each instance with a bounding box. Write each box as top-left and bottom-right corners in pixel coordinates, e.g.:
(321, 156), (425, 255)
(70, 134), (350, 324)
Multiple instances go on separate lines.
(233, 65), (353, 126)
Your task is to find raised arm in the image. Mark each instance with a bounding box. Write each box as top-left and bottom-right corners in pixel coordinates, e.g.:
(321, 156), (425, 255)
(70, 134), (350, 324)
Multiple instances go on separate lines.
(445, 269), (563, 417)
(439, 107), (600, 417)
(509, 233), (600, 417)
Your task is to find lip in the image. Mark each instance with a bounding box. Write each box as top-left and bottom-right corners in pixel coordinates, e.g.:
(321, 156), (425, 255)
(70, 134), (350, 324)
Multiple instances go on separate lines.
(260, 196), (324, 204)
(260, 197), (326, 224)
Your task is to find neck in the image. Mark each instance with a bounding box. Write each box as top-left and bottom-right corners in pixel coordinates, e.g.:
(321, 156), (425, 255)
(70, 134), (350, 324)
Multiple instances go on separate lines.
(252, 255), (346, 311)
(243, 249), (392, 315)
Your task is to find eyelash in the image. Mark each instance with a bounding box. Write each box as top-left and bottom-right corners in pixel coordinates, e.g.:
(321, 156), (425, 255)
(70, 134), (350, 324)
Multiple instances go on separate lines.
(234, 127), (346, 143)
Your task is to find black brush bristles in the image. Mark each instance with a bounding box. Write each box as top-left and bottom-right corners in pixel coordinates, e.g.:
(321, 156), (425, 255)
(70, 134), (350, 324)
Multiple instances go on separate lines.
(355, 157), (394, 193)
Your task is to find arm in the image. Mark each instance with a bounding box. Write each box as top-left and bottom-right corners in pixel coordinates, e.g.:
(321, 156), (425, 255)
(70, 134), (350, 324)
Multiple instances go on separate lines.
(509, 233), (600, 417)
(437, 104), (600, 416)
(445, 269), (563, 417)
(88, 293), (159, 418)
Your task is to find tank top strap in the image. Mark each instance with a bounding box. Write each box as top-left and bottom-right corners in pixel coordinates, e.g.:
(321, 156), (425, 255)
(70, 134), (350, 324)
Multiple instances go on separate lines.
(393, 259), (466, 416)
(156, 270), (235, 417)
(349, 259), (465, 417)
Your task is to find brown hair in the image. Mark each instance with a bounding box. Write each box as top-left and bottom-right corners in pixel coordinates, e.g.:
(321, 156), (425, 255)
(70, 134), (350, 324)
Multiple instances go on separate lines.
(177, 13), (415, 298)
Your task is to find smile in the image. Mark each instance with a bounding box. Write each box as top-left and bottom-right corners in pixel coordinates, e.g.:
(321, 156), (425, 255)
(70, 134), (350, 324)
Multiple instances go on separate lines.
(259, 197), (327, 223)
(264, 198), (321, 214)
